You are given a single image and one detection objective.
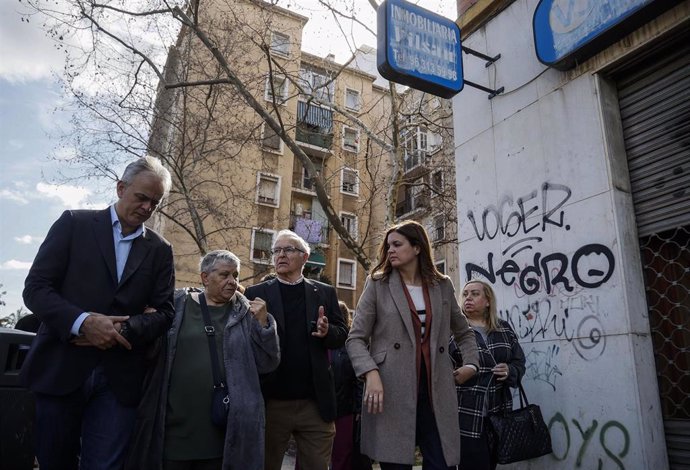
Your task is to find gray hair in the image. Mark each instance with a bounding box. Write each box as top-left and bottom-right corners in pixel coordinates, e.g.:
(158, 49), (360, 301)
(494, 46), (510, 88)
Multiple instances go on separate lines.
(199, 250), (241, 274)
(120, 156), (172, 198)
(273, 229), (311, 256)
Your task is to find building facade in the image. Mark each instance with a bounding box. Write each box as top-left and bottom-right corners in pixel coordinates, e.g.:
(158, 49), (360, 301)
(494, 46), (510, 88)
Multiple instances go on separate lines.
(149, 0), (394, 308)
(453, 0), (689, 468)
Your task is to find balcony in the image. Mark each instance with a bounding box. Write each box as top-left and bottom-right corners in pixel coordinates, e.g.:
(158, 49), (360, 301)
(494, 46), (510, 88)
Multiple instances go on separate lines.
(395, 192), (430, 218)
(296, 101), (333, 154)
(403, 149), (428, 173)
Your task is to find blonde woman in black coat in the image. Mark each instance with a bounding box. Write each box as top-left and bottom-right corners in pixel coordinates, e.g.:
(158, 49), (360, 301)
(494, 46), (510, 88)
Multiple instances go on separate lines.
(451, 279), (526, 470)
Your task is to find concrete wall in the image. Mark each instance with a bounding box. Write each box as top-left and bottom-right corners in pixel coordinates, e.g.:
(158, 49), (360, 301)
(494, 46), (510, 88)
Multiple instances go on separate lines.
(452, 0), (673, 468)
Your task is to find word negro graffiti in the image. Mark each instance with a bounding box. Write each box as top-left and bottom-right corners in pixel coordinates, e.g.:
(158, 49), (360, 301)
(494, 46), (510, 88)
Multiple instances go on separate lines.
(465, 244), (615, 294)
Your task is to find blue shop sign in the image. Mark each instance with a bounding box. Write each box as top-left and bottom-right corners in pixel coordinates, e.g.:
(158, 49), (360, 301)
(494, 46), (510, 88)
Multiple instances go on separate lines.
(377, 0), (463, 98)
(533, 0), (682, 70)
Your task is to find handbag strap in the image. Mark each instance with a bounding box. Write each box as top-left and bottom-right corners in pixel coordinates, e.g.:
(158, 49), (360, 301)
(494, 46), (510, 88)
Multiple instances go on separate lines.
(516, 381), (530, 408)
(199, 293), (225, 389)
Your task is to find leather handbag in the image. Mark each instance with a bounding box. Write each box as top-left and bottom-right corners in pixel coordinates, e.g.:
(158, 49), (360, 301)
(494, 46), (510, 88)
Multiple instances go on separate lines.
(199, 293), (230, 428)
(488, 382), (552, 464)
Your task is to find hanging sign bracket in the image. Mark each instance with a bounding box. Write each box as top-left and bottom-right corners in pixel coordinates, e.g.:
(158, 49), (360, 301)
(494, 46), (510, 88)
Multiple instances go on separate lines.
(461, 46), (504, 99)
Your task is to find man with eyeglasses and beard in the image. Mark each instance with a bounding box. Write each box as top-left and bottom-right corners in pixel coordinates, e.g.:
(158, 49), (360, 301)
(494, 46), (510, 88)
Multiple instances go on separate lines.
(245, 229), (347, 470)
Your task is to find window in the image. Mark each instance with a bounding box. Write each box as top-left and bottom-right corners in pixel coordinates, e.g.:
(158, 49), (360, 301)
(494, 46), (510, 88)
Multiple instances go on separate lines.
(265, 75), (288, 103)
(433, 215), (445, 241)
(301, 161), (322, 192)
(256, 173), (280, 207)
(410, 181), (424, 210)
(270, 31), (290, 57)
(339, 212), (358, 240)
(397, 179), (427, 216)
(345, 88), (360, 112)
(251, 228), (275, 263)
(262, 123), (282, 153)
(341, 168), (359, 195)
(432, 170), (444, 194)
(299, 67), (334, 102)
(337, 258), (356, 289)
(342, 126), (359, 153)
(435, 260), (446, 275)
(403, 126), (428, 171)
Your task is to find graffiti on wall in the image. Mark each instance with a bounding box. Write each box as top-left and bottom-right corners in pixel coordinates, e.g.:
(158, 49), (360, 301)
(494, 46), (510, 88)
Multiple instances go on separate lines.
(464, 182), (615, 295)
(549, 412), (630, 470)
(524, 344), (563, 390)
(463, 182), (616, 391)
(463, 181), (615, 319)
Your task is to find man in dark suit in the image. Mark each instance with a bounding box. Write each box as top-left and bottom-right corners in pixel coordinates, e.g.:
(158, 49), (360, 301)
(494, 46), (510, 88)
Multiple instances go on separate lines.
(244, 229), (347, 470)
(21, 156), (175, 470)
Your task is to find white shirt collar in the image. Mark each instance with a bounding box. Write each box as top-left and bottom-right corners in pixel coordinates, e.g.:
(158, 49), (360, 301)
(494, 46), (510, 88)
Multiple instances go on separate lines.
(110, 205), (146, 238)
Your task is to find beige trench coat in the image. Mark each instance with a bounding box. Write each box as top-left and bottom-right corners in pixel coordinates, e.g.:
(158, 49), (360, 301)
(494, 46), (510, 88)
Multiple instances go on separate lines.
(346, 271), (479, 465)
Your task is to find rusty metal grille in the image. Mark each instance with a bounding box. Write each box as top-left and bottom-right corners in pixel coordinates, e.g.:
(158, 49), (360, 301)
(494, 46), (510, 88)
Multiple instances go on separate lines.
(639, 224), (690, 419)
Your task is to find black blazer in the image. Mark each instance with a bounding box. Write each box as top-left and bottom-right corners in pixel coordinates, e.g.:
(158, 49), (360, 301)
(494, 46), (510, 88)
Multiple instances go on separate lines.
(20, 208), (175, 406)
(244, 277), (346, 421)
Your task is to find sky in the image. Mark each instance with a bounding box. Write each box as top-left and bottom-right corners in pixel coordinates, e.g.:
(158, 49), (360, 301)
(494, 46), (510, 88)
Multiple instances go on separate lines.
(0, 0), (456, 318)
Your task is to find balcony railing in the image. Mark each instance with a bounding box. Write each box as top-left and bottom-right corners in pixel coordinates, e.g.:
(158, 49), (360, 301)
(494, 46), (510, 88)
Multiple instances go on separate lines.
(296, 101), (333, 150)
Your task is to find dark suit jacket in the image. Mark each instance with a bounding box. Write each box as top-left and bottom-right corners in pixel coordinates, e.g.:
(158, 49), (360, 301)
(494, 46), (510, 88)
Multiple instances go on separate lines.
(244, 277), (346, 422)
(20, 208), (175, 406)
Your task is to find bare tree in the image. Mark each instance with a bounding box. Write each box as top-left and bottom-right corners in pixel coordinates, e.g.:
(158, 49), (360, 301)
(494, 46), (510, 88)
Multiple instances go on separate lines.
(20, 0), (459, 280)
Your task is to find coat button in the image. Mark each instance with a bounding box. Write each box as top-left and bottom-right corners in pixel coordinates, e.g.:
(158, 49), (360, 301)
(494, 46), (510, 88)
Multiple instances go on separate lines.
(439, 346), (445, 353)
(394, 343), (401, 349)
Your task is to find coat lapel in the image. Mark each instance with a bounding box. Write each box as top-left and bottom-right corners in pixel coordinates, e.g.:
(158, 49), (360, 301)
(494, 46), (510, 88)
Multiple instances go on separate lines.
(118, 230), (151, 288)
(93, 208), (117, 285)
(389, 270), (416, 345)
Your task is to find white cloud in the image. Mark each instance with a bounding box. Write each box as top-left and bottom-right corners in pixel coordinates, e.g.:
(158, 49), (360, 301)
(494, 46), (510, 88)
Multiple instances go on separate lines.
(1, 181), (102, 208)
(36, 182), (93, 208)
(0, 260), (33, 271)
(14, 235), (44, 245)
(0, 188), (29, 204)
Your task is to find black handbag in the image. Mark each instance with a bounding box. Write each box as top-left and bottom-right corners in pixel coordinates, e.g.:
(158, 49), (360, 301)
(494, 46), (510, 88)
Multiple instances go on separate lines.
(199, 293), (229, 429)
(488, 382), (552, 464)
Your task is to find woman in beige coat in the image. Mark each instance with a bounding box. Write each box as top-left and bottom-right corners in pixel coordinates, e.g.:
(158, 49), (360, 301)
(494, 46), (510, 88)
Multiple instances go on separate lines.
(346, 220), (480, 470)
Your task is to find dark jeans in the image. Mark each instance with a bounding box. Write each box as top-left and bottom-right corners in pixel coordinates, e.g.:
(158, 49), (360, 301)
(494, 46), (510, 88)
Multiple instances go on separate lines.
(380, 363), (454, 470)
(34, 366), (137, 470)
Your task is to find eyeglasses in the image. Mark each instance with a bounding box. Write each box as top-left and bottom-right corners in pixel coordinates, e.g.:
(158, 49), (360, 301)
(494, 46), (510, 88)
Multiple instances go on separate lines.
(270, 246), (305, 256)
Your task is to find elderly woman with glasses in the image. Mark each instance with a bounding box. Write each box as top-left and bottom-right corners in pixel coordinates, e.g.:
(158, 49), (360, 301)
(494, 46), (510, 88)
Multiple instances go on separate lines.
(126, 250), (280, 470)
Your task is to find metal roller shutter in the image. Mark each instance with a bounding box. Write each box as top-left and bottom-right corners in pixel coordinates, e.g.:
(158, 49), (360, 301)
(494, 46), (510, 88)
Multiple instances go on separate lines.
(616, 40), (690, 237)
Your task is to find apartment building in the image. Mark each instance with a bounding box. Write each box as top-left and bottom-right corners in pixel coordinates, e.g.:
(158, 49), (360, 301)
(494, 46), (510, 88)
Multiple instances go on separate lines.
(149, 0), (393, 307)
